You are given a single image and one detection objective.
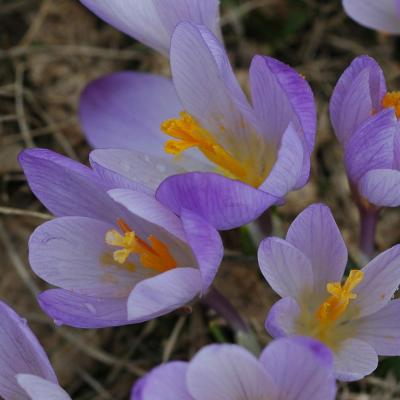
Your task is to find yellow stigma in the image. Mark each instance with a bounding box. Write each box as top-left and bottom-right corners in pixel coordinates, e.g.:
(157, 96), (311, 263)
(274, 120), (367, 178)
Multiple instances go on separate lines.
(105, 219), (177, 273)
(382, 91), (400, 118)
(161, 111), (264, 187)
(316, 270), (364, 324)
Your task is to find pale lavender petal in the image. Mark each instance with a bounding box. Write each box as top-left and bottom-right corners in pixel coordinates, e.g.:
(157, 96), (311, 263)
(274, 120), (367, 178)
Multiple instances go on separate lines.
(127, 267), (202, 320)
(286, 204), (348, 299)
(258, 237), (313, 299)
(352, 299), (400, 355)
(333, 338), (378, 381)
(259, 123), (305, 197)
(0, 301), (57, 400)
(131, 362), (192, 400)
(343, 0), (400, 34)
(250, 55), (316, 150)
(79, 72), (180, 152)
(330, 55), (386, 143)
(156, 172), (278, 230)
(38, 289), (131, 328)
(180, 208), (223, 293)
(359, 168), (400, 207)
(260, 337), (336, 400)
(265, 297), (301, 338)
(17, 375), (70, 400)
(186, 344), (278, 400)
(344, 109), (397, 184)
(351, 244), (400, 318)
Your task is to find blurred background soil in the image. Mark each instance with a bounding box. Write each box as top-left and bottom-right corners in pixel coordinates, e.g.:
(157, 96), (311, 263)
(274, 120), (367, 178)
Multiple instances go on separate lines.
(1, 0), (400, 398)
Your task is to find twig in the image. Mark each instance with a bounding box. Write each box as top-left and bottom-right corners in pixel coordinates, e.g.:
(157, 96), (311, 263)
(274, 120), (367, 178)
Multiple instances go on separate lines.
(162, 315), (187, 362)
(0, 206), (52, 220)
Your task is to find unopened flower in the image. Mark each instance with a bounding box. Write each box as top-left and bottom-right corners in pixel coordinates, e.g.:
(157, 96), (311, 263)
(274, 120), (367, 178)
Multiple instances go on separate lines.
(330, 55), (400, 208)
(19, 148), (223, 328)
(132, 337), (336, 400)
(342, 0), (400, 34)
(81, 22), (316, 229)
(0, 300), (71, 400)
(259, 203), (400, 380)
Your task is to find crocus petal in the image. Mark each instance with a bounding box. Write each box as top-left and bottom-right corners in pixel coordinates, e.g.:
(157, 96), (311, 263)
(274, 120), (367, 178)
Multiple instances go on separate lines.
(79, 0), (221, 55)
(0, 301), (57, 400)
(259, 123), (305, 197)
(352, 299), (400, 355)
(79, 72), (181, 152)
(127, 267), (202, 320)
(186, 344), (278, 400)
(131, 362), (192, 400)
(38, 289), (130, 328)
(258, 237), (313, 299)
(333, 338), (378, 381)
(17, 375), (71, 400)
(250, 55), (316, 151)
(286, 204), (348, 299)
(329, 55), (386, 144)
(344, 109), (397, 184)
(180, 208), (223, 293)
(359, 168), (400, 207)
(156, 172), (278, 230)
(343, 0), (400, 34)
(265, 297), (302, 338)
(29, 217), (146, 298)
(351, 244), (400, 318)
(260, 337), (336, 400)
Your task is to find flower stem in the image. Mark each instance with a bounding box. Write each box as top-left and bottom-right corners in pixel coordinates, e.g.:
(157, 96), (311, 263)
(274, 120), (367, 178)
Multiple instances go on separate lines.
(358, 206), (380, 260)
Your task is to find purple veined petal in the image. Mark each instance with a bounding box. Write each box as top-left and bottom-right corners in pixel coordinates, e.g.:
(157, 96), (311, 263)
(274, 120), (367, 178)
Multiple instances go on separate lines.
(180, 208), (223, 293)
(350, 244), (400, 318)
(351, 299), (400, 355)
(359, 168), (400, 207)
(258, 237), (314, 299)
(259, 123), (305, 198)
(38, 289), (131, 328)
(156, 172), (279, 230)
(170, 22), (258, 155)
(286, 204), (348, 301)
(333, 338), (378, 381)
(343, 0), (400, 34)
(79, 72), (181, 152)
(250, 55), (316, 151)
(265, 297), (302, 338)
(0, 301), (58, 400)
(186, 344), (278, 400)
(17, 375), (71, 400)
(260, 337), (336, 400)
(344, 109), (397, 185)
(330, 55), (386, 144)
(127, 267), (202, 320)
(131, 362), (192, 400)
(29, 217), (150, 298)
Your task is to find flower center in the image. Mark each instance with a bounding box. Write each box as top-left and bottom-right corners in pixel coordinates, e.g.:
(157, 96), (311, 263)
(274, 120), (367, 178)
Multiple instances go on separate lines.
(382, 91), (400, 118)
(105, 218), (177, 273)
(161, 111), (267, 187)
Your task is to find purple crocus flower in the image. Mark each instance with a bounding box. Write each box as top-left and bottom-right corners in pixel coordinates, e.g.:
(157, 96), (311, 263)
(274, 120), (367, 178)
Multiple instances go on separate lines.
(80, 22), (316, 230)
(19, 148), (223, 328)
(343, 0), (400, 34)
(330, 55), (400, 209)
(132, 337), (336, 400)
(0, 300), (71, 400)
(79, 0), (221, 56)
(259, 203), (400, 381)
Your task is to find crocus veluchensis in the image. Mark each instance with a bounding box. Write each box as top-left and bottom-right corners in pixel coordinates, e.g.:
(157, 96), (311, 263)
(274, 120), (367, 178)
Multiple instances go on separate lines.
(330, 55), (400, 208)
(80, 22), (316, 229)
(259, 203), (400, 381)
(19, 148), (223, 328)
(132, 337), (336, 400)
(0, 301), (70, 400)
(343, 0), (400, 34)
